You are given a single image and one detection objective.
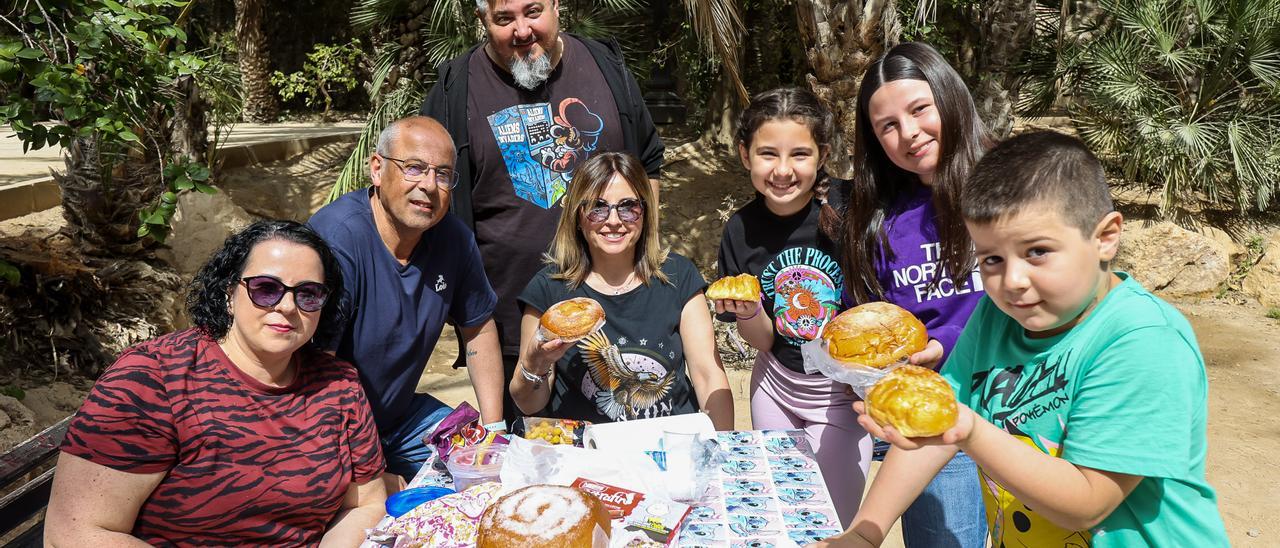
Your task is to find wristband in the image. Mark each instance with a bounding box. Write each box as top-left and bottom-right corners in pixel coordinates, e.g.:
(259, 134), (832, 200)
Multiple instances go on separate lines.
(483, 420), (508, 432)
(736, 303), (762, 321)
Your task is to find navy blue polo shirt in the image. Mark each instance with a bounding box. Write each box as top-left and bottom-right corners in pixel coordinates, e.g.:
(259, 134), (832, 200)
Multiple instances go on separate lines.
(309, 188), (497, 433)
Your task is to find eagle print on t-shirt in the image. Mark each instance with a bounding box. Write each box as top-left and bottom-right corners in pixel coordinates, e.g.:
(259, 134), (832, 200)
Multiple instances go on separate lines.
(577, 330), (678, 421)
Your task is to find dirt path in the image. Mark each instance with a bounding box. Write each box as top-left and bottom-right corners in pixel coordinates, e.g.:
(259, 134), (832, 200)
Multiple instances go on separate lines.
(1, 137), (1275, 545)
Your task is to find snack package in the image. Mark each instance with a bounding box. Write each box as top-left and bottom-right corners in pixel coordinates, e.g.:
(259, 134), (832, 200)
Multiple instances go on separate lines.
(426, 402), (508, 463)
(571, 478), (692, 546)
(522, 416), (590, 446)
(381, 482), (503, 548)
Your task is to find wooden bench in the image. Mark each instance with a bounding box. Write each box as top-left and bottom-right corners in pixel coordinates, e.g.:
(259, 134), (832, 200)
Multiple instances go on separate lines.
(0, 416), (71, 548)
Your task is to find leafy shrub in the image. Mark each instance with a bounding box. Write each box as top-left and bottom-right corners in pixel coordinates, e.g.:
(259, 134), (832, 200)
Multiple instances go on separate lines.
(1040, 0), (1280, 219)
(271, 39), (364, 115)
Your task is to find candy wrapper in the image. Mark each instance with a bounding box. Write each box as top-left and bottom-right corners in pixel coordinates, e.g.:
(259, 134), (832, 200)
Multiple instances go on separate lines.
(380, 482), (503, 548)
(800, 338), (906, 398)
(570, 478), (691, 544)
(522, 416), (590, 446)
(427, 402), (508, 463)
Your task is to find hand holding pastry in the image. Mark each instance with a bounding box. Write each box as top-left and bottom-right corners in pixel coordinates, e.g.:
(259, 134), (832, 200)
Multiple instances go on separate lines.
(854, 399), (976, 450)
(822, 302), (929, 368)
(908, 339), (945, 370)
(539, 297), (605, 341)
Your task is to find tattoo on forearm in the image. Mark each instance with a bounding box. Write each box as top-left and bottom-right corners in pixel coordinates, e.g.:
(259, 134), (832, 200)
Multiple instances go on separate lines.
(465, 349), (477, 363)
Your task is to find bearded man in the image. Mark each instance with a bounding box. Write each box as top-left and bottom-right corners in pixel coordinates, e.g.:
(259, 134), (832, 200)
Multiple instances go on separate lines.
(420, 0), (664, 427)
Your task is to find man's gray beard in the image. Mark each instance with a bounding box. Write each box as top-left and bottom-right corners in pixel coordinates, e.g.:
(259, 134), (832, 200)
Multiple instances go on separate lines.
(510, 53), (552, 90)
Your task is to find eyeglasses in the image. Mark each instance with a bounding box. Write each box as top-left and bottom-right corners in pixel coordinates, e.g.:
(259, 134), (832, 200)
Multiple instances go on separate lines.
(379, 154), (459, 189)
(240, 275), (330, 313)
(583, 198), (645, 223)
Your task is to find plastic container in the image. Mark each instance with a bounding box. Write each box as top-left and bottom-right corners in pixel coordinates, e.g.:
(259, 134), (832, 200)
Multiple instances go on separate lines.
(385, 486), (455, 518)
(443, 443), (506, 491)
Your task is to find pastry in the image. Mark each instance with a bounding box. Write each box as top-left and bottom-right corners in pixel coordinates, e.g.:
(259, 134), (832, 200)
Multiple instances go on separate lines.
(822, 302), (928, 368)
(476, 485), (611, 548)
(540, 297), (605, 340)
(865, 364), (959, 437)
(706, 273), (762, 302)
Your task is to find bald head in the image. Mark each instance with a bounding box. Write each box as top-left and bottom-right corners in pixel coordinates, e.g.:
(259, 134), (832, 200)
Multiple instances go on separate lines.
(375, 116), (454, 160)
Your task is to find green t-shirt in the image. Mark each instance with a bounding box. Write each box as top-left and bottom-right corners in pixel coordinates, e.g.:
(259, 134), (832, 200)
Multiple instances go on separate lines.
(942, 273), (1227, 547)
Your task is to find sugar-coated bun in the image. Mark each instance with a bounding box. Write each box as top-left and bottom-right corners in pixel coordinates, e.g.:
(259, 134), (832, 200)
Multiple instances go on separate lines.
(540, 297), (605, 340)
(822, 302), (928, 368)
(866, 365), (959, 438)
(706, 273), (762, 302)
(477, 485), (611, 548)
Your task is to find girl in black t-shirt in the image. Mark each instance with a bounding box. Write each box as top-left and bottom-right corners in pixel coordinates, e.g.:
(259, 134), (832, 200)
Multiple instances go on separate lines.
(713, 88), (869, 526)
(511, 152), (733, 430)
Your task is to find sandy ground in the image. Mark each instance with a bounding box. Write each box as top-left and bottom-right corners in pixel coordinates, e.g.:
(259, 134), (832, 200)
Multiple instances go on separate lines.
(2, 137), (1277, 545)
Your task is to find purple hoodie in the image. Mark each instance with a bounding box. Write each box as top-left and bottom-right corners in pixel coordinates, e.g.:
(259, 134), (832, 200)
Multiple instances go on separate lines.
(850, 183), (984, 368)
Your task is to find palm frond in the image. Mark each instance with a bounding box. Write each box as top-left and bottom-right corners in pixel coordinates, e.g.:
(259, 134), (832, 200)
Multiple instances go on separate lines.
(351, 0), (413, 33)
(681, 0), (748, 104)
(329, 83), (425, 202)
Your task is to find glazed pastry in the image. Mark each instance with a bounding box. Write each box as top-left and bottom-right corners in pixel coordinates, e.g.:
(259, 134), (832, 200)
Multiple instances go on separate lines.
(822, 302), (928, 368)
(866, 364), (959, 437)
(540, 297), (605, 340)
(476, 485), (611, 548)
(706, 273), (762, 302)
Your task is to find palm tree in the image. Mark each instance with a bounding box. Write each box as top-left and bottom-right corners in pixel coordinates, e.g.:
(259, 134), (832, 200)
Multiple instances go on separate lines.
(1034, 0), (1280, 219)
(235, 0), (279, 123)
(794, 0), (901, 177)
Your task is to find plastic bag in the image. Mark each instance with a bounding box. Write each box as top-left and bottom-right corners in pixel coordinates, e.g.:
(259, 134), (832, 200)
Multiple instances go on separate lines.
(425, 402), (508, 463)
(800, 338), (907, 399)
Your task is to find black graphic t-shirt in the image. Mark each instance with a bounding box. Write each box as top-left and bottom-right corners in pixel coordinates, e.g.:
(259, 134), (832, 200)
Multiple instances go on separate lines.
(518, 254), (706, 423)
(717, 196), (845, 374)
(467, 36), (624, 355)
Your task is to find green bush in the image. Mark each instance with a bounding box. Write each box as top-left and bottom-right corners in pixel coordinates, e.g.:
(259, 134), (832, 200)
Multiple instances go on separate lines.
(1050, 0), (1280, 218)
(271, 39), (363, 115)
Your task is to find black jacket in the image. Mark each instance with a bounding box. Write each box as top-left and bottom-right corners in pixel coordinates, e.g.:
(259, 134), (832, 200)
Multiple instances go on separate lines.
(419, 34), (665, 230)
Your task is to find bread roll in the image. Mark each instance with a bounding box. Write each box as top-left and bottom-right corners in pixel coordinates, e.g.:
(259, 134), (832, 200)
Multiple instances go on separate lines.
(706, 273), (762, 302)
(540, 297), (605, 340)
(866, 365), (958, 437)
(822, 302), (927, 368)
(477, 485), (611, 548)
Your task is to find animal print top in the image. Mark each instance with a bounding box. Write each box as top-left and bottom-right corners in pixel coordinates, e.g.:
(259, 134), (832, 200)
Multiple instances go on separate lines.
(60, 328), (385, 546)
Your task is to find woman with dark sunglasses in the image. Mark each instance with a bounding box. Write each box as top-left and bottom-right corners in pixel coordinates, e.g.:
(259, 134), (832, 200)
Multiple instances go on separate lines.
(46, 220), (387, 546)
(510, 152), (734, 430)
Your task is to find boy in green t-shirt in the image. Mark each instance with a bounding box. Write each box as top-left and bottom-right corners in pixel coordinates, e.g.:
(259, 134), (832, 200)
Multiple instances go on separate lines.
(814, 131), (1228, 547)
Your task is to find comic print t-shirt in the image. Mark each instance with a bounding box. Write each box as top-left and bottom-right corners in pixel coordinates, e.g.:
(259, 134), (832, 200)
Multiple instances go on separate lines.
(468, 36), (624, 355)
(518, 254), (705, 423)
(717, 196), (844, 374)
(942, 274), (1228, 547)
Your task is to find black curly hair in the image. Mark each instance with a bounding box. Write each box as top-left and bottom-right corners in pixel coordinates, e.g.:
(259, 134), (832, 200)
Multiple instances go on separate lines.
(187, 220), (346, 343)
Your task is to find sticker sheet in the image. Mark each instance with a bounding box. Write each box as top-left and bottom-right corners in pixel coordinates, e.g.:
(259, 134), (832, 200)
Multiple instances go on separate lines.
(677, 430), (843, 547)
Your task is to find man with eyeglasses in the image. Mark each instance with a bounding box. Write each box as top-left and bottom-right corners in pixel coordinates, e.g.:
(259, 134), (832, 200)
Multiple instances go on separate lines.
(308, 116), (505, 482)
(420, 0), (664, 427)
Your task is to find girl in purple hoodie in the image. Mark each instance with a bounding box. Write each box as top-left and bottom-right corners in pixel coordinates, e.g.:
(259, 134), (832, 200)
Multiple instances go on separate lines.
(840, 43), (992, 548)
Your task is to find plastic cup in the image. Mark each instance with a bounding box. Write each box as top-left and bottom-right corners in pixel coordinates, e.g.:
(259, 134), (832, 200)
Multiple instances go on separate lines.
(443, 443), (506, 492)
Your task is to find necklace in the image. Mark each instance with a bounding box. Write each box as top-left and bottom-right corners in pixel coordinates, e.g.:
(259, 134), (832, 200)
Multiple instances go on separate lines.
(593, 271), (637, 295)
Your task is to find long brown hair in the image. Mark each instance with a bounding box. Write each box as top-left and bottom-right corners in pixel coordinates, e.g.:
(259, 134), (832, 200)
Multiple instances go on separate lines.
(736, 87), (841, 239)
(544, 152), (670, 288)
(841, 42), (993, 304)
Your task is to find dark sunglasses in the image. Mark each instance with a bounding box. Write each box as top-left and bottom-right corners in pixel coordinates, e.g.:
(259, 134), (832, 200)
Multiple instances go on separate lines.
(240, 275), (330, 313)
(583, 198), (645, 223)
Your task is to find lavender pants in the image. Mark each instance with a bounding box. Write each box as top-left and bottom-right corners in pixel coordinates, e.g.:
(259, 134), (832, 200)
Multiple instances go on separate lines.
(749, 351), (872, 527)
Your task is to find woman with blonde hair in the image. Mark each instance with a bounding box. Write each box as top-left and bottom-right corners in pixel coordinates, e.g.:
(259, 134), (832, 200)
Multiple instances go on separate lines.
(510, 152), (733, 429)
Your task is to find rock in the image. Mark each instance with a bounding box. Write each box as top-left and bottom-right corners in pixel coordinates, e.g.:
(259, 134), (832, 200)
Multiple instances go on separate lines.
(1243, 231), (1280, 307)
(156, 191), (256, 281)
(1114, 221), (1231, 298)
(1248, 528), (1261, 537)
(1197, 226), (1245, 262)
(0, 395), (35, 431)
